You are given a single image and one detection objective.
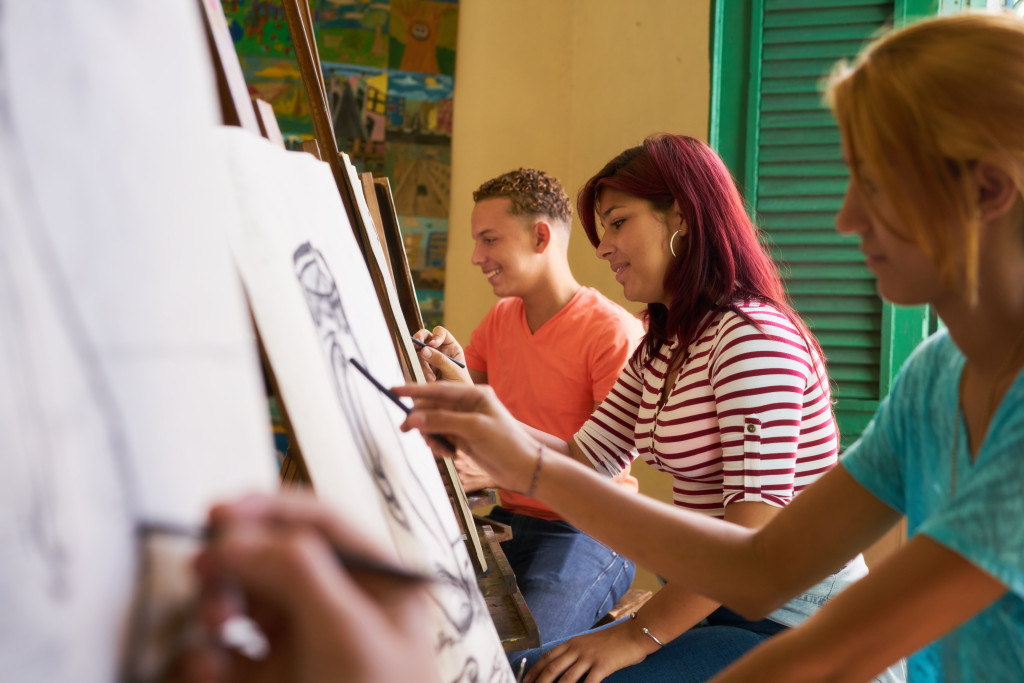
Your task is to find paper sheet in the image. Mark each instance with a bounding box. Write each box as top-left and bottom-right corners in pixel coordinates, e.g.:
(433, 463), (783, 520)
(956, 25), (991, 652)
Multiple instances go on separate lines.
(219, 129), (514, 683)
(0, 3), (277, 680)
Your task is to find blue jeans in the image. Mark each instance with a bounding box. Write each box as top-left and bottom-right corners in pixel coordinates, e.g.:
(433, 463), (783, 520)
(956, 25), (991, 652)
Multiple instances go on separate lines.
(509, 606), (788, 682)
(488, 507), (635, 644)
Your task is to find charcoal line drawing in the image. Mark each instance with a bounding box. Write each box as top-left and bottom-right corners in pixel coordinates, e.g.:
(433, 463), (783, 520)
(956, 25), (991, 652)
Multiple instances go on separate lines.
(292, 241), (482, 645)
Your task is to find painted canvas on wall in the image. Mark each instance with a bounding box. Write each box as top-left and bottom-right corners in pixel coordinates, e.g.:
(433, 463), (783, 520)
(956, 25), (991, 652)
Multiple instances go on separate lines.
(222, 0), (456, 328)
(401, 216), (449, 328)
(388, 0), (458, 75)
(387, 70), (454, 138)
(315, 1), (390, 66)
(219, 130), (513, 681)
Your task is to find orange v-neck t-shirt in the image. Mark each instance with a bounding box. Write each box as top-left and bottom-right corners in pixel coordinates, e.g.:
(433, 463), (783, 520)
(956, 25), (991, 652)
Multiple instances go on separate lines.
(465, 287), (642, 520)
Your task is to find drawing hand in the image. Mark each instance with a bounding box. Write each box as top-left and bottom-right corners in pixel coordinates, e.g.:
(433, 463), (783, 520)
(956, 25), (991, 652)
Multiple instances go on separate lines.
(184, 492), (437, 683)
(413, 326), (472, 384)
(395, 382), (539, 494)
(525, 621), (652, 683)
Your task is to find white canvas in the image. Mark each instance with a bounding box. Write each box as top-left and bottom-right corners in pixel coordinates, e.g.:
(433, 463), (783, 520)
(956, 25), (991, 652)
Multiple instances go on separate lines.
(0, 3), (278, 681)
(219, 128), (514, 683)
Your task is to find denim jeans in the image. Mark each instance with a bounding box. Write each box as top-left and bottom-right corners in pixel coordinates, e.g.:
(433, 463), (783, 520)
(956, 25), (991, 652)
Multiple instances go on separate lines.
(510, 606), (788, 683)
(487, 507), (635, 644)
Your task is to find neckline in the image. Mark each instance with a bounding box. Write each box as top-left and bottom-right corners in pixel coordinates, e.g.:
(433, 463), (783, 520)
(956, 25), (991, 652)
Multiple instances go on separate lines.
(518, 286), (586, 337)
(949, 346), (1024, 490)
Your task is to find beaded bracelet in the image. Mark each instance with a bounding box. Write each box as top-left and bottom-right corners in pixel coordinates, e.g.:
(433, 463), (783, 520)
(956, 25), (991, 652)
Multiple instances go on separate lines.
(524, 444), (545, 498)
(629, 611), (665, 648)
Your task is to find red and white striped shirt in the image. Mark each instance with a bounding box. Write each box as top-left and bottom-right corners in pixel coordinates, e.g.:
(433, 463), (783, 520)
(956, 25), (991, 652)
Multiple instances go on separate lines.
(574, 300), (838, 518)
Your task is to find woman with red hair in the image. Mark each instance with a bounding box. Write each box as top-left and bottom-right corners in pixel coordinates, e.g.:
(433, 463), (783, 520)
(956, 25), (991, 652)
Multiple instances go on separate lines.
(413, 133), (890, 682)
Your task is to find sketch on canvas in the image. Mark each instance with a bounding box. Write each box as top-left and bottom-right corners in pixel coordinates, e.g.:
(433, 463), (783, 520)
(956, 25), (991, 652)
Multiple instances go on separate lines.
(219, 128), (513, 682)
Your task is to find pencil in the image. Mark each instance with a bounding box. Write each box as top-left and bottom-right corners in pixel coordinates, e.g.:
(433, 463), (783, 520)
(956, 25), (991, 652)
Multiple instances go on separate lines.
(137, 521), (433, 584)
(515, 657), (527, 682)
(411, 337), (466, 369)
(348, 357), (458, 454)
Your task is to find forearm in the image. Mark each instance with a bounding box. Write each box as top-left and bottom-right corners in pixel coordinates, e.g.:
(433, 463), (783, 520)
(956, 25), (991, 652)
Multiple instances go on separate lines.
(529, 454), (770, 612)
(518, 422), (573, 458)
(630, 582), (721, 649)
(713, 534), (1006, 683)
(397, 383), (888, 616)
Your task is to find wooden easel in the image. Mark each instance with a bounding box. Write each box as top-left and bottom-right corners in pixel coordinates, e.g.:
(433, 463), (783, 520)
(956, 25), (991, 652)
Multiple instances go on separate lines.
(277, 0), (487, 573)
(373, 177), (425, 335)
(199, 0), (486, 574)
(198, 0), (311, 489)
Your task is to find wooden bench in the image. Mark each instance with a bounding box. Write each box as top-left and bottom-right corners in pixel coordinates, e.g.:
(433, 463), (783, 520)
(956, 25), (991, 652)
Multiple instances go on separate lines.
(596, 588), (654, 626)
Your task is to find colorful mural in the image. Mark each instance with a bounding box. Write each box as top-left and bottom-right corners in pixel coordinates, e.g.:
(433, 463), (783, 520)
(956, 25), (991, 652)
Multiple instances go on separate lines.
(222, 0), (457, 325)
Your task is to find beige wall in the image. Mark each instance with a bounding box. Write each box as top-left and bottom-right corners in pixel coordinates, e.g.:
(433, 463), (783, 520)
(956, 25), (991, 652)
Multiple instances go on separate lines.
(447, 1), (711, 595)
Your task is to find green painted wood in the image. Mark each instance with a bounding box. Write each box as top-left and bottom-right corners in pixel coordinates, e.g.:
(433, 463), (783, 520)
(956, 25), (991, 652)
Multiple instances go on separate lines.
(768, 0), (887, 10)
(759, 144), (842, 161)
(763, 7), (891, 28)
(711, 0), (935, 449)
(742, 0), (766, 203)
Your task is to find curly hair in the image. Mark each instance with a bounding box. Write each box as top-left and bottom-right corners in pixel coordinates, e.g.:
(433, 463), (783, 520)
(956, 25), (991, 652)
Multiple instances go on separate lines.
(472, 168), (572, 225)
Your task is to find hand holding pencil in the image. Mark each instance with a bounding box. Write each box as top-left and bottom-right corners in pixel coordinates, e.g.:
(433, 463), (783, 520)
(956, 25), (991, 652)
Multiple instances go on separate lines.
(182, 492), (439, 683)
(396, 382), (543, 497)
(412, 326), (473, 384)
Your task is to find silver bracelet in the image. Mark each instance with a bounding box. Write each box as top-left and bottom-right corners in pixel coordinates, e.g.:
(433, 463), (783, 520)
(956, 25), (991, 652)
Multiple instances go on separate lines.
(629, 611), (664, 648)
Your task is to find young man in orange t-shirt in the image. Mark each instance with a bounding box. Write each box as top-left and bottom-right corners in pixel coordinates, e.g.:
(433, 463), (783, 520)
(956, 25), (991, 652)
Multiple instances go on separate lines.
(416, 169), (643, 643)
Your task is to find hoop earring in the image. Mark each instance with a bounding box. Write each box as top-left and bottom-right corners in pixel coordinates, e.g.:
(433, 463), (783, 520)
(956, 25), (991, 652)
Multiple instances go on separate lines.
(669, 229), (684, 258)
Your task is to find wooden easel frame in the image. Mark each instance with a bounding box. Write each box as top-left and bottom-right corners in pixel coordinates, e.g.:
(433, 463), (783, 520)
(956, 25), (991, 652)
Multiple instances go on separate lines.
(198, 0), (261, 133)
(278, 0), (485, 572)
(252, 98), (286, 148)
(199, 0), (312, 489)
(374, 177), (425, 335)
(202, 0), (485, 572)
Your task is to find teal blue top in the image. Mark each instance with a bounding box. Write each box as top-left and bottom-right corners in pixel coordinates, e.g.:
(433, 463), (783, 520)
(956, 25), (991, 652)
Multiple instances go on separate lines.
(842, 330), (1024, 682)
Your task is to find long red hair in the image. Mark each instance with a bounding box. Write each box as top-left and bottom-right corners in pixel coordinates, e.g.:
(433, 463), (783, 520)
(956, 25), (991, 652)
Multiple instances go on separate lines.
(578, 134), (824, 371)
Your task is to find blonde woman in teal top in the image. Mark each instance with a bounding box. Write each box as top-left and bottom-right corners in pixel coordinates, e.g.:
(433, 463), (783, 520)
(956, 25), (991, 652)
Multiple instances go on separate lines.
(398, 12), (1024, 681)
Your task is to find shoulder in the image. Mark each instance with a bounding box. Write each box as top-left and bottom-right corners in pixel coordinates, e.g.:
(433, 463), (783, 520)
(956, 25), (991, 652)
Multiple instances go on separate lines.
(899, 328), (957, 374)
(491, 296), (523, 316)
(889, 329), (959, 404)
(728, 300), (802, 336)
(575, 287), (634, 317)
(476, 297), (522, 327)
(710, 301), (807, 357)
(470, 298), (522, 349)
(573, 287), (644, 333)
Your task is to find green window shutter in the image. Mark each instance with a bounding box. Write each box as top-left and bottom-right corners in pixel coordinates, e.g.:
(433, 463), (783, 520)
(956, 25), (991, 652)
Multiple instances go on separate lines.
(711, 0), (932, 449)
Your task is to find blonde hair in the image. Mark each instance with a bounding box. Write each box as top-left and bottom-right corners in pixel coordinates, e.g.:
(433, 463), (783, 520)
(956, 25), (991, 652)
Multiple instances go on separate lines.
(826, 12), (1024, 302)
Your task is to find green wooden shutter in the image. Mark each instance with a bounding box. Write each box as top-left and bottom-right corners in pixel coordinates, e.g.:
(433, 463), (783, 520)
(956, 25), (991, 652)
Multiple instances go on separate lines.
(711, 0), (932, 449)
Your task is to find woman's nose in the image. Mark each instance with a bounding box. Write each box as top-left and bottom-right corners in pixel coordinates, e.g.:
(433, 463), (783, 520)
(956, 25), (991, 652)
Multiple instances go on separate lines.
(835, 183), (867, 237)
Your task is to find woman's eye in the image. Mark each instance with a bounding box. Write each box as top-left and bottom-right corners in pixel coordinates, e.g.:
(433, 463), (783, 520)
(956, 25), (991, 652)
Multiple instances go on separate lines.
(610, 218), (625, 230)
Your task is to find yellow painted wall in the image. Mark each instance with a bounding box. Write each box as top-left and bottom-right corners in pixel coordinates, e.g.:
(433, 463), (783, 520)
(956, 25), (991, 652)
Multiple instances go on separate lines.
(447, 1), (711, 595)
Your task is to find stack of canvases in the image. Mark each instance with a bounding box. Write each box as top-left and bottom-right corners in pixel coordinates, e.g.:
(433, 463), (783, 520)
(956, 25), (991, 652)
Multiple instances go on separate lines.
(0, 2), (510, 682)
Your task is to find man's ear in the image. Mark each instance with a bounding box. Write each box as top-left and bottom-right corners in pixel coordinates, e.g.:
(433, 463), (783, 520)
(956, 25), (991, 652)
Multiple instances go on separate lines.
(532, 221), (552, 253)
(974, 158), (1020, 223)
